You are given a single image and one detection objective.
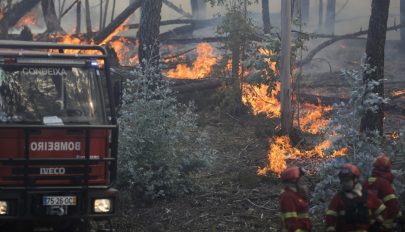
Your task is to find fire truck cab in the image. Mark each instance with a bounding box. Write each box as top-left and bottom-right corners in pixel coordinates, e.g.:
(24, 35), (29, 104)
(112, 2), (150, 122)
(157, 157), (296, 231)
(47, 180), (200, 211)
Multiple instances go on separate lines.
(0, 41), (118, 232)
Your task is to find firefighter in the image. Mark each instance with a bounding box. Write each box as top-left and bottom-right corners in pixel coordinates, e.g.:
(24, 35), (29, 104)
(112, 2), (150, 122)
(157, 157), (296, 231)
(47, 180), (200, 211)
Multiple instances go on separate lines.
(279, 166), (312, 232)
(364, 154), (402, 230)
(325, 163), (389, 232)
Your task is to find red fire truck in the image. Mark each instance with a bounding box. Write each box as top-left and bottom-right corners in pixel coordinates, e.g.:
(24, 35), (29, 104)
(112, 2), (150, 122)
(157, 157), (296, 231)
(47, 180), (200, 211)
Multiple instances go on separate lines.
(0, 41), (118, 231)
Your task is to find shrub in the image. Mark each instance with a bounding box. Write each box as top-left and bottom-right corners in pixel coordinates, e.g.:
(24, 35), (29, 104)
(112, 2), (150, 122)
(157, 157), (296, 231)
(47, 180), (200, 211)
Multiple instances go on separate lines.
(117, 65), (215, 202)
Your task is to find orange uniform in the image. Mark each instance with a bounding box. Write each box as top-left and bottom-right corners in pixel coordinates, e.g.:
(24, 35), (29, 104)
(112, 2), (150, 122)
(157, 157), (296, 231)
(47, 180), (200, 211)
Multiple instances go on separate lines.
(325, 189), (387, 232)
(280, 187), (312, 232)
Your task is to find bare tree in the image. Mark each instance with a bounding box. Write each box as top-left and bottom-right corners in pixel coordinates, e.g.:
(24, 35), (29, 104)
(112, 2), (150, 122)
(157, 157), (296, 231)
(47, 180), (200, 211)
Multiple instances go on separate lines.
(318, 0), (323, 30)
(191, 0), (206, 19)
(41, 0), (64, 33)
(360, 0), (390, 135)
(401, 0), (405, 50)
(138, 0), (163, 71)
(281, 0), (292, 136)
(325, 0), (335, 34)
(301, 0), (309, 23)
(262, 0), (271, 34)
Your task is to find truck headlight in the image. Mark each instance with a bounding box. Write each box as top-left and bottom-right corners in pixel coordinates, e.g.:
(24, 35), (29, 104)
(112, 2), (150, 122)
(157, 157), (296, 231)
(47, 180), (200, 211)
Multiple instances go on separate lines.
(0, 201), (8, 215)
(93, 199), (112, 213)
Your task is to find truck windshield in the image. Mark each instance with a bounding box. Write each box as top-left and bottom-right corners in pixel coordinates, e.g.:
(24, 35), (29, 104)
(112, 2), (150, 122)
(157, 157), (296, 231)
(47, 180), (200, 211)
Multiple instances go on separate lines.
(0, 66), (106, 125)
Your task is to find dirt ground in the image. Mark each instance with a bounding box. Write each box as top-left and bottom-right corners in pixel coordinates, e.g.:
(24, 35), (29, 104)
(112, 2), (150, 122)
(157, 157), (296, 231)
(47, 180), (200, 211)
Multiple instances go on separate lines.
(113, 39), (405, 232)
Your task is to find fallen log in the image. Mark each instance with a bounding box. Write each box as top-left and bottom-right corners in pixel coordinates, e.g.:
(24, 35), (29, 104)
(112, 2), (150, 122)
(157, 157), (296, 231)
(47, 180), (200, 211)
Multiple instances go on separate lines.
(94, 0), (141, 45)
(126, 18), (221, 29)
(0, 0), (41, 35)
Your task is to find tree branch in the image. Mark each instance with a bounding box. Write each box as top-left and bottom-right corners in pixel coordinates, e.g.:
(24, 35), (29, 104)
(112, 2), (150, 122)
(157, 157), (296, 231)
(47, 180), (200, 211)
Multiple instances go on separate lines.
(162, 0), (192, 18)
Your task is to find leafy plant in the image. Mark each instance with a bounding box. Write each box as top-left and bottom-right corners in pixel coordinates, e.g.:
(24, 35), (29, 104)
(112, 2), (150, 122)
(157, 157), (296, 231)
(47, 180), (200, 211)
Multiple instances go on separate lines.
(117, 65), (215, 202)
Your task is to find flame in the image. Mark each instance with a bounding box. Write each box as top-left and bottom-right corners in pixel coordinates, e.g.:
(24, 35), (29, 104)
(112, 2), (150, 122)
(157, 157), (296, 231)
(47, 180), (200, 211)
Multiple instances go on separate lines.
(392, 90), (405, 97)
(99, 19), (129, 45)
(166, 43), (218, 79)
(15, 10), (38, 28)
(257, 136), (297, 176)
(243, 83), (281, 118)
(298, 102), (333, 134)
(257, 136), (348, 175)
(110, 37), (138, 66)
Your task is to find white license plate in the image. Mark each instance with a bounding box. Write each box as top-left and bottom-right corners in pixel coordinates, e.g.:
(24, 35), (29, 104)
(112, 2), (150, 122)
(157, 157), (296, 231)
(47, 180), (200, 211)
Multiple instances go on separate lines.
(43, 196), (77, 206)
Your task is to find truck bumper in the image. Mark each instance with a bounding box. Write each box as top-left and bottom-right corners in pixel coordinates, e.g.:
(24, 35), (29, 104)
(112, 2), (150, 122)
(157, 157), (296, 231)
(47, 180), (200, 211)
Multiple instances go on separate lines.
(0, 188), (118, 221)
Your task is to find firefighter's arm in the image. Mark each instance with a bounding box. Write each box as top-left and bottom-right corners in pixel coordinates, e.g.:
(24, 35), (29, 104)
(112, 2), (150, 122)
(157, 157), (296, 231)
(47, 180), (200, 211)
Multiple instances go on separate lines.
(380, 181), (401, 220)
(370, 194), (390, 230)
(280, 196), (306, 232)
(325, 195), (340, 232)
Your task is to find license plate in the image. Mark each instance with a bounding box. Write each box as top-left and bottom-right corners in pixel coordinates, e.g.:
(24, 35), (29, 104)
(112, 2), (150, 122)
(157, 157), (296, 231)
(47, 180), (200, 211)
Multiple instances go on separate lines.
(43, 196), (76, 206)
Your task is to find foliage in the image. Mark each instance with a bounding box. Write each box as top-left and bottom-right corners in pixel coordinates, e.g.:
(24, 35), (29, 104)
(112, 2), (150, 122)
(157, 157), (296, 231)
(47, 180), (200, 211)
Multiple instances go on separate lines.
(310, 61), (405, 214)
(117, 65), (215, 202)
(243, 24), (309, 95)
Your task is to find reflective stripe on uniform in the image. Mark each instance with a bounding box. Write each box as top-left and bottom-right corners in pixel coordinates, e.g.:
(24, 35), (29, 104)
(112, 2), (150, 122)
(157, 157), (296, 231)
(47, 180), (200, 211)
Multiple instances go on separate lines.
(368, 177), (376, 183)
(383, 193), (397, 202)
(326, 210), (338, 216)
(297, 213), (309, 219)
(282, 212), (298, 219)
(375, 204), (386, 215)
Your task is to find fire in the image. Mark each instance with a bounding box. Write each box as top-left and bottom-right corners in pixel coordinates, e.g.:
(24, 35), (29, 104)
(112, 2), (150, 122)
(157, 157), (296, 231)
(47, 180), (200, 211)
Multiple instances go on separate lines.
(243, 83), (281, 118)
(166, 43), (218, 79)
(110, 37), (138, 66)
(257, 136), (298, 176)
(257, 136), (348, 175)
(392, 90), (405, 97)
(99, 19), (129, 45)
(15, 9), (39, 29)
(298, 102), (333, 134)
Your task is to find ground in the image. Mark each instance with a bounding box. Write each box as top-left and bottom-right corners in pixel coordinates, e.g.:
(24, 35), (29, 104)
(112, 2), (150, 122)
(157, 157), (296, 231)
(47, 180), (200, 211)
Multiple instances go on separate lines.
(113, 39), (405, 232)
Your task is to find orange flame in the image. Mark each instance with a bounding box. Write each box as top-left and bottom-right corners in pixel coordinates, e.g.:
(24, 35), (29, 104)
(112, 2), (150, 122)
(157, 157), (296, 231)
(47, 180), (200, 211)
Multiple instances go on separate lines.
(99, 19), (129, 45)
(392, 90), (405, 97)
(15, 10), (38, 28)
(109, 37), (139, 66)
(298, 102), (333, 134)
(243, 83), (281, 118)
(166, 43), (218, 79)
(257, 136), (298, 176)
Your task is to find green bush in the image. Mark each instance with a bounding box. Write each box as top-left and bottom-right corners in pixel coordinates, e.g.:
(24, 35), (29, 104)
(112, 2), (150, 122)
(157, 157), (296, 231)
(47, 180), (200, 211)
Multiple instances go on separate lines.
(117, 66), (215, 202)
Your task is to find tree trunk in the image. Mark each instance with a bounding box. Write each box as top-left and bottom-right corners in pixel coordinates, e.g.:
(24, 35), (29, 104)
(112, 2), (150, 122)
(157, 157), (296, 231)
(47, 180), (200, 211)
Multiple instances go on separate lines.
(138, 0), (163, 72)
(360, 0), (390, 136)
(76, 0), (81, 34)
(191, 0), (206, 19)
(262, 0), (271, 34)
(0, 0), (41, 36)
(325, 0), (335, 34)
(85, 0), (93, 39)
(41, 0), (62, 33)
(401, 0), (405, 50)
(301, 0), (309, 23)
(281, 0), (293, 136)
(318, 0), (323, 30)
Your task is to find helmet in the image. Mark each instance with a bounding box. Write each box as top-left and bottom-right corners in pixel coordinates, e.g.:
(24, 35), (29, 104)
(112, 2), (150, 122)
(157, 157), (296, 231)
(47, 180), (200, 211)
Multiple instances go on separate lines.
(281, 166), (304, 183)
(373, 154), (392, 171)
(338, 163), (361, 179)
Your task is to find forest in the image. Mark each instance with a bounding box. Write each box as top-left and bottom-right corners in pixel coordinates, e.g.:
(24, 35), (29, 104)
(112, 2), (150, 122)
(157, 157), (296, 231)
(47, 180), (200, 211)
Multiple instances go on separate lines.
(0, 0), (404, 231)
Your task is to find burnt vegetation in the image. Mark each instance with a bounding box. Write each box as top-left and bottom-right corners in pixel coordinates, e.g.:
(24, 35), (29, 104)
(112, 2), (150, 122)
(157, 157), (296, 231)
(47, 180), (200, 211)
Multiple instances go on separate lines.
(1, 0), (405, 231)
